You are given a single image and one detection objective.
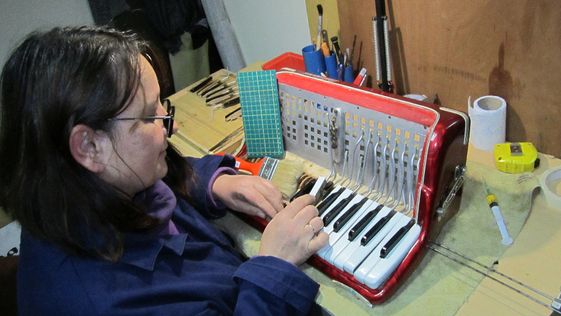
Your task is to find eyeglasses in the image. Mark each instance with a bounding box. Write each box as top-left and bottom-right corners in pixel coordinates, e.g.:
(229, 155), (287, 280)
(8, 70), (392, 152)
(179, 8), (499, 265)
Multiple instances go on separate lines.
(110, 99), (176, 138)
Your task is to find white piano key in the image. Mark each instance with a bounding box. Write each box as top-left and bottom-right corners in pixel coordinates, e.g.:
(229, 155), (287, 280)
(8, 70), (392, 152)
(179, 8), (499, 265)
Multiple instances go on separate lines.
(362, 222), (421, 289)
(332, 202), (387, 270)
(317, 193), (366, 258)
(342, 209), (405, 274)
(315, 186), (353, 257)
(319, 198), (375, 264)
(353, 215), (415, 285)
(309, 176), (326, 199)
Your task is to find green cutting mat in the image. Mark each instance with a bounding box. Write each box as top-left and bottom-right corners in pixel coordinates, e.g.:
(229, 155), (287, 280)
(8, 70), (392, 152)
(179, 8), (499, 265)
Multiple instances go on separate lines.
(237, 70), (285, 158)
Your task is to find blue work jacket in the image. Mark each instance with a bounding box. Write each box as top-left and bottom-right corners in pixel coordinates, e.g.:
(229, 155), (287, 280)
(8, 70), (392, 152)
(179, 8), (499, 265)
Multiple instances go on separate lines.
(17, 155), (320, 315)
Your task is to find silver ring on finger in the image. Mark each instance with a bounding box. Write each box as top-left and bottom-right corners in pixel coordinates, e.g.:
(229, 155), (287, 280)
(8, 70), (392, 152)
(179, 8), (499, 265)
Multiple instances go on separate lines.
(309, 219), (321, 235)
(307, 223), (315, 235)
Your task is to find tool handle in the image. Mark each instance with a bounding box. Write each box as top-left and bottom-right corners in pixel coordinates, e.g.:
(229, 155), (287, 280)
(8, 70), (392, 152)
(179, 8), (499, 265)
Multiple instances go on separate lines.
(490, 205), (513, 245)
(321, 42), (331, 57)
(189, 76), (212, 93)
(331, 36), (342, 64)
(222, 97), (240, 108)
(215, 153), (262, 175)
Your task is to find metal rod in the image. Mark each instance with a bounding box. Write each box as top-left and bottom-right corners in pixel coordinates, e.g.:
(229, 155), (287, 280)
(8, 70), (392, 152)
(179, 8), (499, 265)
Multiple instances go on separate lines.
(430, 241), (554, 301)
(427, 241), (557, 312)
(372, 17), (381, 82)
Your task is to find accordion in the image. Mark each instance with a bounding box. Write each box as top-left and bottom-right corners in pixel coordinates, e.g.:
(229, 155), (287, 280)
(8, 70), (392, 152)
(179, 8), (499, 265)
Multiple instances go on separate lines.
(241, 70), (469, 304)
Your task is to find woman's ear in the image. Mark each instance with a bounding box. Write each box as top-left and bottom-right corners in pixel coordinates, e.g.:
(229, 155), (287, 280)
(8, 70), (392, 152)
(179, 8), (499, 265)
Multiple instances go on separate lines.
(69, 124), (110, 173)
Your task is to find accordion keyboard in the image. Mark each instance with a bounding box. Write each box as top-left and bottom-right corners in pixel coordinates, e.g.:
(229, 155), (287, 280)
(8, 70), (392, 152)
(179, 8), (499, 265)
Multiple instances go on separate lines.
(314, 185), (421, 289)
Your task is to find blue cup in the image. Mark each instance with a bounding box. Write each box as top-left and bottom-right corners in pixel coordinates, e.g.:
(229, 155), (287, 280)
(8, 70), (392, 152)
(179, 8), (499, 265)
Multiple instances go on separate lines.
(324, 54), (338, 79)
(343, 65), (354, 83)
(302, 44), (325, 75)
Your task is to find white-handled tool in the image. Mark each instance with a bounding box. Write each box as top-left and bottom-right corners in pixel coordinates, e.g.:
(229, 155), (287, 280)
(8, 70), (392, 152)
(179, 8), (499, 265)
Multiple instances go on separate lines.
(484, 182), (513, 246)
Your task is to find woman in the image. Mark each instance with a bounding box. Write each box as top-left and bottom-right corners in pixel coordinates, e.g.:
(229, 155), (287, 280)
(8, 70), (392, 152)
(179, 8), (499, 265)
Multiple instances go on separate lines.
(0, 26), (328, 315)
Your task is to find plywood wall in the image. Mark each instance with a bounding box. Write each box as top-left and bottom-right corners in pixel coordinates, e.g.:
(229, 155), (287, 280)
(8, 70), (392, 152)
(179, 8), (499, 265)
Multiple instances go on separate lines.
(308, 0), (561, 157)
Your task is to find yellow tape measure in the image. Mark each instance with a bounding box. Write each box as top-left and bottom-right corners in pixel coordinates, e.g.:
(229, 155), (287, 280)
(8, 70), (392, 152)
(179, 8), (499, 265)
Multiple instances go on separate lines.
(494, 142), (539, 173)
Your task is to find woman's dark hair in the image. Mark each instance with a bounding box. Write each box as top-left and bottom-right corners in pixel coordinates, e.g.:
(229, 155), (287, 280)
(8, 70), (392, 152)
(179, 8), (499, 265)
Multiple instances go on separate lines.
(0, 26), (190, 260)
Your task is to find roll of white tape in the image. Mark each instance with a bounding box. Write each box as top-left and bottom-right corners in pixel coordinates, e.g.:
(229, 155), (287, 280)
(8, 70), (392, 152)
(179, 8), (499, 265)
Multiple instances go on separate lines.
(539, 167), (561, 210)
(468, 95), (507, 152)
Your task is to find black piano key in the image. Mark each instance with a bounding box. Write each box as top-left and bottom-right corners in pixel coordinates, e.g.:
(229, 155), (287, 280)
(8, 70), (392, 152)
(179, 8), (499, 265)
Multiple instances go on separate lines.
(333, 197), (368, 232)
(361, 210), (396, 246)
(348, 204), (384, 241)
(380, 219), (415, 258)
(323, 193), (356, 226)
(318, 181), (335, 201)
(316, 187), (345, 215)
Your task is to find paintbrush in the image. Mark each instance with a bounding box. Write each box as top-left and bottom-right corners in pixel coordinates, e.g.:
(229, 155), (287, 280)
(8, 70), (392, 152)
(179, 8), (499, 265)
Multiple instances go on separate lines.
(321, 30), (331, 57)
(220, 154), (304, 199)
(316, 4), (323, 50)
(331, 36), (342, 64)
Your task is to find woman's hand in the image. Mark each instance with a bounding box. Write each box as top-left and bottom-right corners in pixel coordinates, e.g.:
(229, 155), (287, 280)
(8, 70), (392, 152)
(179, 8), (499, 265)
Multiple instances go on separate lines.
(258, 195), (328, 266)
(212, 174), (284, 219)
